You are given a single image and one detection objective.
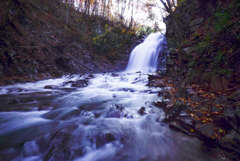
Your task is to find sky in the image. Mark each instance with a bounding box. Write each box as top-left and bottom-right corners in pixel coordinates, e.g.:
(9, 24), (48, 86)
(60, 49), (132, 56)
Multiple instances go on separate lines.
(73, 0), (166, 30)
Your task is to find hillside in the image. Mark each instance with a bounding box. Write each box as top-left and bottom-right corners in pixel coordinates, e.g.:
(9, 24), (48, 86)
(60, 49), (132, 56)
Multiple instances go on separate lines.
(152, 0), (240, 157)
(0, 0), (138, 85)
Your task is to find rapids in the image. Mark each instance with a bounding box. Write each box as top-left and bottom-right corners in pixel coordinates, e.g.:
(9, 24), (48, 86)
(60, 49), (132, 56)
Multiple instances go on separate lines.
(0, 33), (230, 161)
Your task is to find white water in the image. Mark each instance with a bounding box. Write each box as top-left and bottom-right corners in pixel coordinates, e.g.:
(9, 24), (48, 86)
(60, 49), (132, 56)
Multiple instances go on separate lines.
(125, 32), (166, 73)
(0, 33), (229, 161)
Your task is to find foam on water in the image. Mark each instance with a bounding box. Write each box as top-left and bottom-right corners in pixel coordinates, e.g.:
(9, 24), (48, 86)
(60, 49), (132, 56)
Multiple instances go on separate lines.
(125, 32), (166, 73)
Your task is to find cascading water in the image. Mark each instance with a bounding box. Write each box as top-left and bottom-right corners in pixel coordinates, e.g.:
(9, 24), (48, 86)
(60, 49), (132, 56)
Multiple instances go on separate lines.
(0, 33), (231, 161)
(125, 32), (166, 73)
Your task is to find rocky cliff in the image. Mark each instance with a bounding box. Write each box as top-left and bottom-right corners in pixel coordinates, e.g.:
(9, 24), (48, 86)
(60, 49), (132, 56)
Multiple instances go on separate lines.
(165, 0), (240, 94)
(155, 0), (240, 158)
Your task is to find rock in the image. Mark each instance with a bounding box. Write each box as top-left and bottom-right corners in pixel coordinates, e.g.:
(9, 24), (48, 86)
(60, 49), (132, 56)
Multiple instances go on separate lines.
(186, 88), (195, 99)
(190, 94), (203, 102)
(214, 95), (228, 104)
(211, 74), (224, 93)
(8, 99), (18, 104)
(179, 49), (190, 63)
(169, 112), (198, 135)
(195, 124), (218, 141)
(164, 100), (187, 122)
(106, 110), (123, 118)
(42, 108), (80, 120)
(229, 90), (240, 101)
(175, 87), (187, 98)
(219, 130), (240, 154)
(212, 115), (232, 130)
(190, 25), (200, 33)
(154, 100), (168, 109)
(195, 100), (211, 112)
(138, 107), (146, 115)
(71, 79), (88, 87)
(163, 93), (172, 99)
(223, 105), (240, 133)
(210, 105), (221, 113)
(182, 46), (196, 55)
(189, 17), (204, 27)
(211, 75), (230, 93)
(148, 74), (162, 82)
(44, 85), (59, 89)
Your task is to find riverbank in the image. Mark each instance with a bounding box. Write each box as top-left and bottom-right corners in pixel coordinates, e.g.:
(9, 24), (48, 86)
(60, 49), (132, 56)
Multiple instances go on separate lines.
(148, 71), (240, 160)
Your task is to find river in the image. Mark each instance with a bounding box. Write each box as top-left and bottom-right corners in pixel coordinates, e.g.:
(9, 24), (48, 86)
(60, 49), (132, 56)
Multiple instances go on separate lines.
(0, 33), (230, 161)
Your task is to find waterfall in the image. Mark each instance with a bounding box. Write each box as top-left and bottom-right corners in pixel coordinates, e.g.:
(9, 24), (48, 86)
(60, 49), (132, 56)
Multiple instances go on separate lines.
(125, 32), (167, 73)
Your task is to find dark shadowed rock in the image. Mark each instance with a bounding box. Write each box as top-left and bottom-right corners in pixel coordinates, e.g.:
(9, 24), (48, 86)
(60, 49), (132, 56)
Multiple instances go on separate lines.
(175, 87), (187, 98)
(148, 74), (162, 82)
(214, 95), (228, 104)
(190, 94), (203, 102)
(164, 100), (188, 122)
(218, 130), (240, 154)
(138, 107), (146, 115)
(195, 99), (212, 112)
(222, 105), (240, 133)
(229, 90), (240, 101)
(71, 79), (88, 87)
(154, 100), (168, 109)
(195, 124), (218, 141)
(44, 85), (59, 89)
(212, 115), (232, 130)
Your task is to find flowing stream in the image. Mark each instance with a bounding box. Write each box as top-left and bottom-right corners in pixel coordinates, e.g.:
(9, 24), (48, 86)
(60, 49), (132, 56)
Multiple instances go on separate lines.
(0, 33), (230, 161)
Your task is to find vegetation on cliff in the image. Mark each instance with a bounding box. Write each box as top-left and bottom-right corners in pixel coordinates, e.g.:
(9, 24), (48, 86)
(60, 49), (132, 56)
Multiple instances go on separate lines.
(0, 0), (141, 84)
(165, 0), (240, 94)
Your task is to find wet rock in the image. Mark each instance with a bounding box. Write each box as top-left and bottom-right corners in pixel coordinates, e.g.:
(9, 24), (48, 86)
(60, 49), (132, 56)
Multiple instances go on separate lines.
(163, 93), (172, 99)
(154, 100), (168, 109)
(157, 88), (168, 97)
(71, 79), (88, 87)
(106, 109), (123, 118)
(120, 88), (135, 92)
(95, 133), (116, 148)
(170, 112), (197, 135)
(125, 114), (133, 119)
(218, 130), (240, 154)
(0, 120), (59, 150)
(44, 85), (59, 89)
(138, 107), (146, 115)
(148, 74), (162, 82)
(8, 99), (18, 104)
(110, 73), (119, 77)
(42, 108), (80, 120)
(148, 79), (165, 87)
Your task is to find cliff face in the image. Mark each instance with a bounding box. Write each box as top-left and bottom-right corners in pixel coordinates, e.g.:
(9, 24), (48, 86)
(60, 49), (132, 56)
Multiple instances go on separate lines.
(165, 0), (240, 94)
(0, 0), (137, 85)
